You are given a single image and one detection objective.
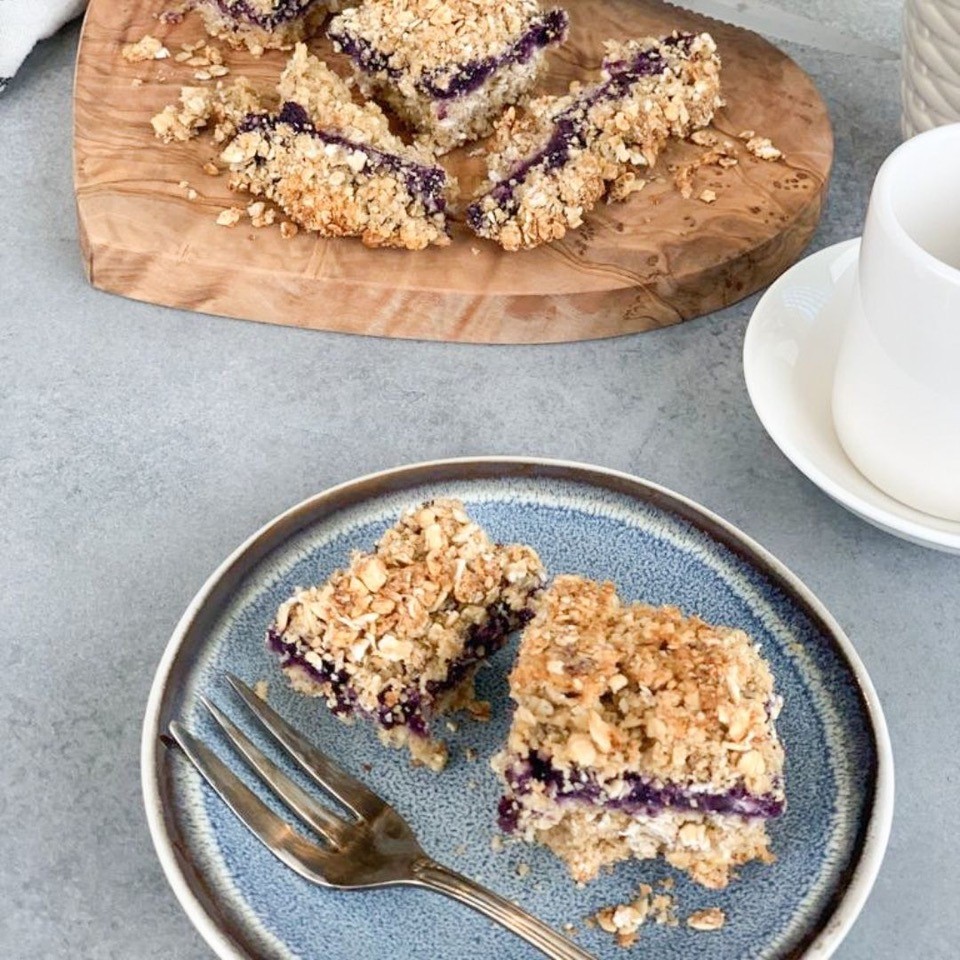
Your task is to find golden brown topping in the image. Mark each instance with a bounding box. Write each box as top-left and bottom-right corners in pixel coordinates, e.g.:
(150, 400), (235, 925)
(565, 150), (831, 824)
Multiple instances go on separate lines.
(503, 575), (784, 795)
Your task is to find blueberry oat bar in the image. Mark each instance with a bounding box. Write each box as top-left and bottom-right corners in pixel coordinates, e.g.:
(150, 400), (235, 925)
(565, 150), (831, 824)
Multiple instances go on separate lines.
(468, 32), (722, 250)
(493, 576), (785, 888)
(267, 500), (545, 771)
(194, 0), (332, 53)
(327, 0), (569, 153)
(220, 45), (455, 248)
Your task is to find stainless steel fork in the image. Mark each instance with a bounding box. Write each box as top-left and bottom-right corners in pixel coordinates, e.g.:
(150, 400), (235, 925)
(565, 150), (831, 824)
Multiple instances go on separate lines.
(167, 674), (597, 960)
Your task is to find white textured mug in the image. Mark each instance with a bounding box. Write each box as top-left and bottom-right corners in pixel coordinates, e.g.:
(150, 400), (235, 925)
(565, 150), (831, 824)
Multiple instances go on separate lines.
(902, 0), (960, 137)
(832, 123), (960, 522)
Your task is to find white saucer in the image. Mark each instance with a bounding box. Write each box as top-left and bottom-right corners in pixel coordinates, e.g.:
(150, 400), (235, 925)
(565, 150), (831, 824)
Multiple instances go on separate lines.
(744, 238), (960, 555)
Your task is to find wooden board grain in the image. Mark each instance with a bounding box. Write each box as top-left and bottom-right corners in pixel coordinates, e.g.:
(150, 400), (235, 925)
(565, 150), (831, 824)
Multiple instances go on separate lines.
(73, 0), (833, 343)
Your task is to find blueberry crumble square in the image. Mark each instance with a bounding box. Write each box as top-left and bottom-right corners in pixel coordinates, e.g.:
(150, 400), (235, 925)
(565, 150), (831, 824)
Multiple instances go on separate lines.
(267, 499), (545, 770)
(468, 32), (722, 249)
(195, 0), (334, 53)
(493, 575), (785, 888)
(327, 0), (569, 153)
(219, 44), (456, 248)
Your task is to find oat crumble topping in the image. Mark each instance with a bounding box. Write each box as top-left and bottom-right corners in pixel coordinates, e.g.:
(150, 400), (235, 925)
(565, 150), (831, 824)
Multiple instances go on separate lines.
(502, 576), (784, 792)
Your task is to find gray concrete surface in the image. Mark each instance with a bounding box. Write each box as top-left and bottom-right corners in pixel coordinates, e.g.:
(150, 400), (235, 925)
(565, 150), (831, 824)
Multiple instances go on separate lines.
(2, 4), (957, 958)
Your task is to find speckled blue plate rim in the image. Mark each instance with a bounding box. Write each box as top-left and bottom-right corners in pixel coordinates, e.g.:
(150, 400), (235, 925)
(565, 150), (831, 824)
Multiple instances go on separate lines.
(141, 457), (894, 960)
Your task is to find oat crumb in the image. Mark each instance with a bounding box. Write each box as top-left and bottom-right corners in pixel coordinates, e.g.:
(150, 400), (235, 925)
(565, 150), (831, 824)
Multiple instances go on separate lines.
(445, 720), (459, 733)
(745, 135), (783, 161)
(122, 35), (170, 62)
(490, 835), (504, 852)
(253, 679), (269, 700)
(699, 188), (717, 204)
(471, 247), (481, 256)
(687, 907), (725, 931)
(738, 129), (756, 140)
(516, 862), (531, 878)
(216, 207), (242, 227)
(464, 747), (478, 762)
(202, 161), (220, 176)
(280, 221), (299, 239)
(589, 884), (679, 947)
(131, 77), (143, 87)
(187, 188), (198, 201)
(690, 129), (718, 147)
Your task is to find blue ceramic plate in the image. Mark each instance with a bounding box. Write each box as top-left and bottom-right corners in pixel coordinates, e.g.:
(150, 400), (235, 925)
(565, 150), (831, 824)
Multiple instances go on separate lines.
(142, 459), (893, 960)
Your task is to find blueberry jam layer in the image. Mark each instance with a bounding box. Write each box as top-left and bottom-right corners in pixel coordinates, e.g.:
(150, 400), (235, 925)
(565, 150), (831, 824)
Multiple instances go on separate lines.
(213, 0), (320, 29)
(498, 751), (784, 832)
(267, 600), (535, 738)
(329, 9), (568, 102)
(467, 34), (695, 230)
(237, 102), (448, 215)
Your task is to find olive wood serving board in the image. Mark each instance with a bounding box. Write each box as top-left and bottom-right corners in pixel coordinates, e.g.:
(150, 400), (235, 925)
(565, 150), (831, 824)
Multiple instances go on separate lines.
(73, 0), (833, 343)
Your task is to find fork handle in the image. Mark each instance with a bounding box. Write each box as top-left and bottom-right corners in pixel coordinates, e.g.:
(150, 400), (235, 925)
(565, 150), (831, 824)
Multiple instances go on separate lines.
(409, 858), (598, 960)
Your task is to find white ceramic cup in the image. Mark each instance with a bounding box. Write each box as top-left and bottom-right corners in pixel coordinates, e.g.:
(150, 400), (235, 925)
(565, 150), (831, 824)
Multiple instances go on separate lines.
(832, 123), (960, 522)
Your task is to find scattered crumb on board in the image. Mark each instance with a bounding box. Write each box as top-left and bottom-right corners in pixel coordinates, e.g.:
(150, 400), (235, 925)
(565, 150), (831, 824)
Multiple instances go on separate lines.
(122, 35), (170, 62)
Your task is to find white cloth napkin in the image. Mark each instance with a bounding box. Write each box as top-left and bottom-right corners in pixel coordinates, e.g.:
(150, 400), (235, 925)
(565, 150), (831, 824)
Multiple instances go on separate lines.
(0, 0), (87, 93)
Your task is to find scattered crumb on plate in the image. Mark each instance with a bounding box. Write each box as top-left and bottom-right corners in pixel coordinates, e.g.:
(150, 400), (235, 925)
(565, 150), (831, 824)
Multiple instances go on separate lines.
(589, 883), (678, 948)
(686, 907), (726, 931)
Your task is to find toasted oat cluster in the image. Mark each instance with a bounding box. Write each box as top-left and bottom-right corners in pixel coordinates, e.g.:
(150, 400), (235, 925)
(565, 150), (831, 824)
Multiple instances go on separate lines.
(218, 45), (455, 248)
(267, 499), (545, 770)
(493, 575), (785, 888)
(590, 883), (678, 948)
(467, 32), (722, 250)
(151, 77), (262, 144)
(194, 0), (331, 53)
(328, 0), (568, 153)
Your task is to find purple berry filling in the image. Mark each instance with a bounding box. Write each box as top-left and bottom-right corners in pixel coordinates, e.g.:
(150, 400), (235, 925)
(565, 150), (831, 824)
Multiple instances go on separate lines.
(268, 599), (534, 740)
(498, 751), (784, 832)
(328, 9), (568, 103)
(237, 102), (449, 215)
(467, 33), (695, 231)
(212, 0), (321, 29)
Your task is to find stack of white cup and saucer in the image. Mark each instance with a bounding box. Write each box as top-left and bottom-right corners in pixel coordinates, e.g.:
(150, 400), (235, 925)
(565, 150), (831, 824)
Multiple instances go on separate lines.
(743, 123), (960, 554)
